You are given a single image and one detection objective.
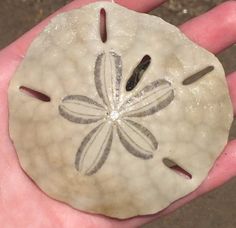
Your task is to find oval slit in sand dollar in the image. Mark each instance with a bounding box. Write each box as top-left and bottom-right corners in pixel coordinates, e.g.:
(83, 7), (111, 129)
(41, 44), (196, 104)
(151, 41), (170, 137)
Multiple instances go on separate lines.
(126, 55), (152, 91)
(19, 86), (51, 102)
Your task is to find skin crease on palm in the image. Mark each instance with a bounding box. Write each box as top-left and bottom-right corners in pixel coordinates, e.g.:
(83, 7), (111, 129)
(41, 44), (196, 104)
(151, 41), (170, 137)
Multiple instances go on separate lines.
(0, 0), (236, 227)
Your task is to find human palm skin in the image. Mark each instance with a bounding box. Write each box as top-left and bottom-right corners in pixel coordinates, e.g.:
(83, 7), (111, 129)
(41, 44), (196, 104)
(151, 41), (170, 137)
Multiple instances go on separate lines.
(1, 0), (236, 227)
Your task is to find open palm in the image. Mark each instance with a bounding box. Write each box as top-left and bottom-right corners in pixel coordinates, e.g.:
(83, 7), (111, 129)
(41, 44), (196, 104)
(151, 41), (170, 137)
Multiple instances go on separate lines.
(1, 0), (236, 227)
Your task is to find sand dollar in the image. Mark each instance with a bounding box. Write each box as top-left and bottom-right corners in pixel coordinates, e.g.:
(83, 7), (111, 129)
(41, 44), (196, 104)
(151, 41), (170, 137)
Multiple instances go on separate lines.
(8, 2), (233, 218)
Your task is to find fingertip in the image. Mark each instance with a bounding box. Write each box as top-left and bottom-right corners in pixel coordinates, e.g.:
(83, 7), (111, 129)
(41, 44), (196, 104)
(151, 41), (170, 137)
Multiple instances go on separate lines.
(117, 0), (166, 12)
(180, 1), (236, 53)
(215, 139), (236, 176)
(225, 139), (236, 153)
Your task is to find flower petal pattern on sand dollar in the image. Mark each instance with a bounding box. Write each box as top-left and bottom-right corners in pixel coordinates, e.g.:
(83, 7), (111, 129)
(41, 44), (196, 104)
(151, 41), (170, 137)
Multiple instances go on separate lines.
(117, 119), (157, 159)
(59, 95), (106, 124)
(58, 53), (173, 175)
(75, 122), (113, 176)
(121, 80), (174, 117)
(94, 52), (122, 109)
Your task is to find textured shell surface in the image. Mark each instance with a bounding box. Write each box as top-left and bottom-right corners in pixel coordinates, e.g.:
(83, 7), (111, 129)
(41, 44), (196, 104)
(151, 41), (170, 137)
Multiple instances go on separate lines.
(8, 1), (233, 218)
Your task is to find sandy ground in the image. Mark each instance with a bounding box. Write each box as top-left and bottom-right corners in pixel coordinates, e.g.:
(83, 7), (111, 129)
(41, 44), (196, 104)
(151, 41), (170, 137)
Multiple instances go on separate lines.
(0, 0), (235, 227)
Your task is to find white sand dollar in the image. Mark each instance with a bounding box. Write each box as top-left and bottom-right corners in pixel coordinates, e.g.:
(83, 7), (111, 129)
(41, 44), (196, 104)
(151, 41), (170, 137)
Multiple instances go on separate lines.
(8, 2), (233, 218)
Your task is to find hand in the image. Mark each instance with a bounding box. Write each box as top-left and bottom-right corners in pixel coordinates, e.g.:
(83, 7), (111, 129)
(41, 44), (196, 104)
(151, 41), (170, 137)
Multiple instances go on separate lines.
(0, 1), (236, 227)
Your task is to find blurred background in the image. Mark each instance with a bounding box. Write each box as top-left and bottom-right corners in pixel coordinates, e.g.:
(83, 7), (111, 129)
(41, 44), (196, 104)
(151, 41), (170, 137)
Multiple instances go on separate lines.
(0, 0), (235, 227)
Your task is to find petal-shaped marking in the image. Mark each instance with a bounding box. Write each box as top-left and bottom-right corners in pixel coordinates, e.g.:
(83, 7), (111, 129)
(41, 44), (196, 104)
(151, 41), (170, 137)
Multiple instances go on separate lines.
(94, 52), (122, 109)
(75, 122), (113, 176)
(117, 119), (157, 159)
(59, 95), (106, 124)
(121, 80), (174, 117)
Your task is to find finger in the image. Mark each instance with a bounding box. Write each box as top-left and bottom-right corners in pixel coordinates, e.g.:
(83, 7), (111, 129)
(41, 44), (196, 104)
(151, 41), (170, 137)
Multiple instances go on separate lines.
(227, 72), (236, 114)
(180, 1), (236, 54)
(117, 0), (166, 12)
